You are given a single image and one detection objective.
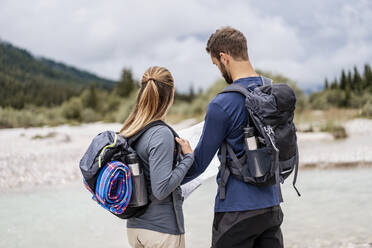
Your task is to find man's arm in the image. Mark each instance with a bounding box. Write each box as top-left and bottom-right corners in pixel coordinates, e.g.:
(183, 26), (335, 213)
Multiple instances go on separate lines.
(182, 101), (230, 184)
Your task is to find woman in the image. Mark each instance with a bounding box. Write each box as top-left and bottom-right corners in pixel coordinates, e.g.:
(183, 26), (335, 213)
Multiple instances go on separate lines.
(120, 66), (193, 248)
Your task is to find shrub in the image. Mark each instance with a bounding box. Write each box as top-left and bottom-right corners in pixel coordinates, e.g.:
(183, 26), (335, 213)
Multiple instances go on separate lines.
(361, 101), (372, 118)
(114, 99), (135, 123)
(310, 90), (346, 110)
(348, 92), (372, 109)
(0, 106), (50, 128)
(81, 108), (101, 122)
(309, 92), (330, 110)
(61, 97), (83, 120)
(101, 93), (121, 113)
(325, 90), (344, 107)
(320, 121), (348, 139)
(31, 132), (57, 140)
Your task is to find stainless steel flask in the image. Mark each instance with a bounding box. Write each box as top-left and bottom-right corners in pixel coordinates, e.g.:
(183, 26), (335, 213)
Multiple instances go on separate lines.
(127, 153), (140, 176)
(244, 127), (258, 150)
(127, 153), (148, 207)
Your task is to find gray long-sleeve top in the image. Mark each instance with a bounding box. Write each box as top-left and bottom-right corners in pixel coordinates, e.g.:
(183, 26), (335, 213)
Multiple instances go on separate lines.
(126, 125), (194, 235)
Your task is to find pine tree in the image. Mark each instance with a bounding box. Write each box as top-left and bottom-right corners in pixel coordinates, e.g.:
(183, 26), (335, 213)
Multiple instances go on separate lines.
(353, 66), (362, 92)
(86, 84), (98, 110)
(189, 85), (195, 101)
(363, 64), (372, 90)
(344, 84), (351, 107)
(116, 68), (136, 97)
(347, 70), (353, 90)
(324, 78), (329, 89)
(330, 78), (338, 89)
(198, 87), (203, 95)
(340, 69), (347, 90)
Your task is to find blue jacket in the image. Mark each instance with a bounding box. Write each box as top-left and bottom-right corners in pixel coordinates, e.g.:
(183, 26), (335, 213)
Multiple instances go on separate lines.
(183, 77), (279, 212)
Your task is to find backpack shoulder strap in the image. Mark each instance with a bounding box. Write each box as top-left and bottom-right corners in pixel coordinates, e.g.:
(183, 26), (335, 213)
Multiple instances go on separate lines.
(219, 142), (229, 200)
(261, 76), (273, 86)
(159, 122), (180, 139)
(219, 83), (251, 98)
(160, 122), (182, 164)
(127, 120), (181, 163)
(127, 120), (167, 147)
(127, 120), (183, 231)
(220, 76), (273, 97)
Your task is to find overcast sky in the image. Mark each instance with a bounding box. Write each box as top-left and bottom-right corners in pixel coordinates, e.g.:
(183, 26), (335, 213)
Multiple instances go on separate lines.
(1, 0), (371, 92)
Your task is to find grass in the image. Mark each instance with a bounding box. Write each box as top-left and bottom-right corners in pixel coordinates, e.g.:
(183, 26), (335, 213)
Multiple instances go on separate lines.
(31, 132), (58, 140)
(295, 108), (358, 125)
(294, 108), (356, 139)
(294, 108), (358, 133)
(320, 121), (348, 139)
(360, 101), (372, 118)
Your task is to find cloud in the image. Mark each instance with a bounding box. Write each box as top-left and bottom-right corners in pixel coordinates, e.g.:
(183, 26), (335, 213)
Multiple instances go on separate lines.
(0, 0), (371, 91)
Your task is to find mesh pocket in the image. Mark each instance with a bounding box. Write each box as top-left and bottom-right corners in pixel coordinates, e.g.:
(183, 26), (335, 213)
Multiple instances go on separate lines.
(242, 147), (273, 178)
(129, 172), (148, 207)
(279, 155), (296, 180)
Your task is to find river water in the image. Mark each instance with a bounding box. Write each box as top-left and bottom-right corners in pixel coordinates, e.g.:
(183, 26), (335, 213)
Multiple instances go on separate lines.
(0, 168), (371, 248)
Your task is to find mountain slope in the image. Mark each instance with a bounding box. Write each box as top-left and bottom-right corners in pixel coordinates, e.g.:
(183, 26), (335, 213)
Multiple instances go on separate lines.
(0, 40), (116, 108)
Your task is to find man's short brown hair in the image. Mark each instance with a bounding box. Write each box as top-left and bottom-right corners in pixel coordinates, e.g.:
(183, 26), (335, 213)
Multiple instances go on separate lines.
(206, 26), (249, 61)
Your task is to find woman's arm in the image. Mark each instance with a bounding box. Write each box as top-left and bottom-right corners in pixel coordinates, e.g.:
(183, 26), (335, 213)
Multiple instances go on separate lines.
(147, 126), (194, 201)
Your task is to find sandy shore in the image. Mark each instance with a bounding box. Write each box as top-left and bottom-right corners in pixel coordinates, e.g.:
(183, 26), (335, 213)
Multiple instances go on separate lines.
(1, 118), (371, 191)
(297, 119), (372, 168)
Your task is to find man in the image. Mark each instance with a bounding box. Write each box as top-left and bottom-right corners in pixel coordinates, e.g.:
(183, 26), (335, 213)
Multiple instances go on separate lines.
(176, 27), (283, 248)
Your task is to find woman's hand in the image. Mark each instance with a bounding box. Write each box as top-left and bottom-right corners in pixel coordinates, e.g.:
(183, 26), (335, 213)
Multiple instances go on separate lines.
(175, 137), (193, 155)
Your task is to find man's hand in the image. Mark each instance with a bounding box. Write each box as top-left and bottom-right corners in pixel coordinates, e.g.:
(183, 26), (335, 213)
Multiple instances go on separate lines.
(175, 137), (193, 155)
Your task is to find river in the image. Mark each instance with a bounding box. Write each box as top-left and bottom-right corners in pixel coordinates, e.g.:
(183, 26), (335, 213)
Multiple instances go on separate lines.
(0, 168), (371, 248)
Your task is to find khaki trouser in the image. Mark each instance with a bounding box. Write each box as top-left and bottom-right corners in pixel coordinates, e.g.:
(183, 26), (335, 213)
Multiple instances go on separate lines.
(127, 228), (185, 248)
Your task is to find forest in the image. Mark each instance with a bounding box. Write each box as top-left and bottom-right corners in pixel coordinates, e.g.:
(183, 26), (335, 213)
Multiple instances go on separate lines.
(310, 64), (372, 110)
(1, 40), (371, 129)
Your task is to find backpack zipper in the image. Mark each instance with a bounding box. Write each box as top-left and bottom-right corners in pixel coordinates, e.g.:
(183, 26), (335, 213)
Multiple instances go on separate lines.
(98, 133), (118, 168)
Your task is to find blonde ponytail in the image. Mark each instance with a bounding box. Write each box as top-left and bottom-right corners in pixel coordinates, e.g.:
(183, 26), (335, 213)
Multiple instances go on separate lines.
(120, 67), (174, 137)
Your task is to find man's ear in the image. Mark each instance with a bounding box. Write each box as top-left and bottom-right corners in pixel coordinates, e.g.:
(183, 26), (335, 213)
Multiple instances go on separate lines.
(219, 52), (229, 65)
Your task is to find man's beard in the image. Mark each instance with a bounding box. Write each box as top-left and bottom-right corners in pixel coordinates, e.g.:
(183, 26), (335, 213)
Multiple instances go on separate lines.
(220, 62), (233, 84)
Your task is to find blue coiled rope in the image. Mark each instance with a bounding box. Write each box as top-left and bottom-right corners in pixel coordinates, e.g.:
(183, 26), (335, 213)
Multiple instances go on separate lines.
(84, 160), (132, 215)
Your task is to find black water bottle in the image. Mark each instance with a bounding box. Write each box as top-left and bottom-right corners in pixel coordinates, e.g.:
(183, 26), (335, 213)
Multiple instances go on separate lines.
(244, 127), (257, 150)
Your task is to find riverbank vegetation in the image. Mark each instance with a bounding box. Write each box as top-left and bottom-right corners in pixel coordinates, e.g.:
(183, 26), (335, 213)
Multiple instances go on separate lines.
(1, 41), (371, 132)
(309, 64), (372, 115)
(1, 65), (371, 131)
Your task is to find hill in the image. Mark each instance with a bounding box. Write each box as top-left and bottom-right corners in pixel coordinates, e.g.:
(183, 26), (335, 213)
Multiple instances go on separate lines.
(0, 40), (116, 108)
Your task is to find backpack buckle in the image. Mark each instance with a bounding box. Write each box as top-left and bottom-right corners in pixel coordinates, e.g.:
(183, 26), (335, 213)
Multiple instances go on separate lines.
(264, 126), (274, 135)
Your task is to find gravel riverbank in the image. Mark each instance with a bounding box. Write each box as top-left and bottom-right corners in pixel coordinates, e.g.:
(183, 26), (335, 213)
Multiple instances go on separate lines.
(0, 118), (371, 191)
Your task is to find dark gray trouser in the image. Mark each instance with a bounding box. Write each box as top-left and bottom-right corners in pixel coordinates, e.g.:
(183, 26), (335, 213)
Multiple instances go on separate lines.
(211, 206), (284, 248)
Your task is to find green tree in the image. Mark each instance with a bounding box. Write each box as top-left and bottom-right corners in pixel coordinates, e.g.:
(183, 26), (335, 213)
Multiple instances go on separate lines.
(343, 84), (351, 107)
(347, 70), (353, 90)
(115, 68), (137, 97)
(363, 64), (372, 91)
(85, 84), (98, 110)
(330, 78), (338, 89)
(353, 66), (362, 92)
(324, 78), (329, 90)
(0, 41), (114, 109)
(189, 85), (195, 100)
(340, 69), (347, 90)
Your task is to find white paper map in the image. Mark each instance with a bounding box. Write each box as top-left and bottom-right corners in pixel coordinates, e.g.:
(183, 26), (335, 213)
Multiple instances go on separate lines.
(178, 121), (220, 199)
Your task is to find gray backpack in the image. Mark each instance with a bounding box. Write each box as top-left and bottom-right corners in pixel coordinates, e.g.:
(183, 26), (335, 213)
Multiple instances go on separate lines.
(219, 77), (301, 201)
(79, 120), (183, 221)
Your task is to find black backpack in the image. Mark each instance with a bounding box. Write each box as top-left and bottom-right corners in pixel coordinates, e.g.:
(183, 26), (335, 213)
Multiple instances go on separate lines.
(218, 76), (301, 201)
(79, 120), (181, 219)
